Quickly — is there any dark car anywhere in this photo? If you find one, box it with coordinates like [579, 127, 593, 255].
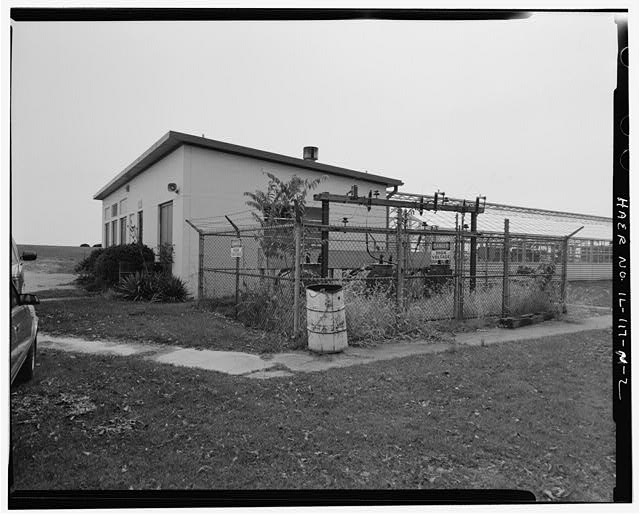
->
[11, 238, 37, 294]
[10, 282, 39, 384]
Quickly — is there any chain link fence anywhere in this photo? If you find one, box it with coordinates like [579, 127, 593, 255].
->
[190, 217, 571, 343]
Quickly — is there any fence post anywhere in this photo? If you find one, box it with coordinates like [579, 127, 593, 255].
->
[198, 233, 204, 300]
[225, 215, 241, 319]
[559, 227, 583, 314]
[395, 209, 404, 307]
[502, 219, 510, 318]
[457, 231, 465, 319]
[484, 238, 489, 288]
[470, 212, 477, 291]
[293, 222, 302, 336]
[452, 228, 459, 319]
[320, 199, 329, 278]
[560, 237, 569, 314]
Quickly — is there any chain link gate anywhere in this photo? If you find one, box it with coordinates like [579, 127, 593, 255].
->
[194, 223, 299, 338]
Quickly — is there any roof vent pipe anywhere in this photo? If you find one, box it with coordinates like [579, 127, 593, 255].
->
[303, 146, 319, 161]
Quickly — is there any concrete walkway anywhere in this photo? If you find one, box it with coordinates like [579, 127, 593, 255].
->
[38, 314, 611, 379]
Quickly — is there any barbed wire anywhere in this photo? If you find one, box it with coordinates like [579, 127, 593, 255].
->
[187, 198, 612, 241]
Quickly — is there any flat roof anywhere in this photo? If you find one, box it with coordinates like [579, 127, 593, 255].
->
[93, 131, 403, 200]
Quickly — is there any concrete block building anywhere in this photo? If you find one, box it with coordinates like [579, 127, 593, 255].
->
[94, 131, 403, 298]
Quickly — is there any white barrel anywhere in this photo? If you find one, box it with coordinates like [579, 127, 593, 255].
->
[306, 284, 348, 353]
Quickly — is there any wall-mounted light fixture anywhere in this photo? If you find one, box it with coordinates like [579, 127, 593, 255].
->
[167, 183, 180, 194]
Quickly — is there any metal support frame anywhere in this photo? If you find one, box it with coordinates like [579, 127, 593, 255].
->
[314, 191, 486, 214]
[452, 222, 465, 320]
[302, 222, 481, 237]
[470, 212, 478, 291]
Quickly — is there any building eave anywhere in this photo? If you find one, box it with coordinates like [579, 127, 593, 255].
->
[93, 131, 403, 201]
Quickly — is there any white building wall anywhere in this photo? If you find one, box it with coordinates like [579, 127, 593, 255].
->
[181, 144, 393, 297]
[101, 147, 186, 276]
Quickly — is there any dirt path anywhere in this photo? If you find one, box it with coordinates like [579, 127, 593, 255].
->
[38, 314, 612, 379]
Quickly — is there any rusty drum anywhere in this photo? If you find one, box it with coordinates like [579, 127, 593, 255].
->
[306, 284, 348, 353]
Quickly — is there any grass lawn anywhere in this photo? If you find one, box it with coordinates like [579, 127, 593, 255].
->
[37, 297, 291, 354]
[11, 329, 614, 500]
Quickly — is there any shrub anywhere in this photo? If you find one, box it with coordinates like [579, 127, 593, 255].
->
[509, 278, 561, 316]
[461, 278, 561, 319]
[116, 272, 160, 302]
[75, 248, 104, 274]
[158, 274, 189, 302]
[116, 271, 189, 303]
[236, 280, 295, 335]
[90, 244, 155, 290]
[75, 248, 105, 290]
[157, 243, 174, 265]
[342, 281, 397, 342]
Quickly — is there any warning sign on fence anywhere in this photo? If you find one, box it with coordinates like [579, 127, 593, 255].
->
[431, 241, 451, 263]
[230, 238, 243, 258]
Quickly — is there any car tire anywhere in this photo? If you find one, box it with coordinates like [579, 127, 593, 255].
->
[17, 337, 36, 383]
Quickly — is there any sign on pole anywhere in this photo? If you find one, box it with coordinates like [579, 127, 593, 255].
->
[231, 238, 243, 258]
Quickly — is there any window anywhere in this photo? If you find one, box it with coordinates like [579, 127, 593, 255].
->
[105, 207, 110, 221]
[510, 245, 523, 263]
[592, 241, 612, 264]
[111, 220, 118, 246]
[120, 217, 127, 245]
[573, 246, 582, 262]
[105, 223, 110, 247]
[525, 243, 534, 263]
[159, 202, 173, 246]
[129, 214, 135, 243]
[119, 198, 128, 215]
[111, 204, 118, 217]
[137, 211, 143, 243]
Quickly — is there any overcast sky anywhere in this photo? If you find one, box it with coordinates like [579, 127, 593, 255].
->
[10, 12, 617, 245]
